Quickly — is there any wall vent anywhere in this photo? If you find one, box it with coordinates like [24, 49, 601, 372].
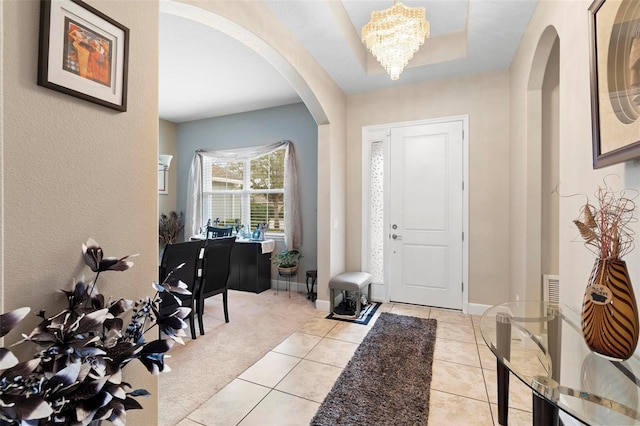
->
[543, 274, 560, 305]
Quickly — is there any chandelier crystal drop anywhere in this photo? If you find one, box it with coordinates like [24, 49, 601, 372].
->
[361, 1, 430, 80]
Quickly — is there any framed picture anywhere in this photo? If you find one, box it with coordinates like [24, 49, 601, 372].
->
[38, 0, 129, 111]
[590, 0, 640, 168]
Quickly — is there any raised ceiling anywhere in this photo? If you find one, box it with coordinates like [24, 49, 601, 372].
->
[159, 0, 538, 123]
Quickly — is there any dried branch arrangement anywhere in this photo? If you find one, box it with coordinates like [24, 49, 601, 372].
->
[159, 211, 184, 245]
[574, 185, 637, 260]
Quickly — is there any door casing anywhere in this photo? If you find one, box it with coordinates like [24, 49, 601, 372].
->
[361, 115, 470, 312]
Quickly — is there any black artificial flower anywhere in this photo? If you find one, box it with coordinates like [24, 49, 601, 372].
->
[82, 238, 136, 273]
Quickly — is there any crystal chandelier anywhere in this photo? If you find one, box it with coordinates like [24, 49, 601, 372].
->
[361, 1, 430, 80]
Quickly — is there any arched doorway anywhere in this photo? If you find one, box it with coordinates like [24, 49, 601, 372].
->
[521, 26, 561, 302]
[156, 2, 346, 423]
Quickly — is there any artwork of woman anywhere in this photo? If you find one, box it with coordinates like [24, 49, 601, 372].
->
[64, 20, 111, 86]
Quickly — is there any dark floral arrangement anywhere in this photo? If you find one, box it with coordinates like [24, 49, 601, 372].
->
[0, 239, 192, 425]
[159, 211, 184, 245]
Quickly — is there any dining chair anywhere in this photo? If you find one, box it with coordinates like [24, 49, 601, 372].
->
[198, 236, 236, 334]
[206, 226, 232, 238]
[159, 240, 205, 340]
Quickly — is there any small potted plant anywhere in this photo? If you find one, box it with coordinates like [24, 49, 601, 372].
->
[272, 249, 302, 276]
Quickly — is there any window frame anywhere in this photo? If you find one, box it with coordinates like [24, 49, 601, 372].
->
[201, 149, 286, 235]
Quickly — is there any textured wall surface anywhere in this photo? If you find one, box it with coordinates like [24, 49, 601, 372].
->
[2, 1, 160, 422]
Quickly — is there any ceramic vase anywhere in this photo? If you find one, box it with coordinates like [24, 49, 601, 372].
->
[582, 258, 639, 361]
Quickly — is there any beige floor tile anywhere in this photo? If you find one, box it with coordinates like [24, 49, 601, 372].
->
[298, 317, 338, 337]
[490, 403, 533, 426]
[314, 309, 330, 318]
[188, 379, 270, 426]
[478, 344, 497, 371]
[430, 360, 488, 402]
[428, 390, 493, 425]
[436, 321, 477, 343]
[430, 308, 472, 325]
[376, 303, 394, 313]
[471, 314, 484, 327]
[275, 359, 343, 403]
[476, 325, 490, 345]
[325, 321, 372, 344]
[434, 338, 481, 368]
[272, 332, 322, 358]
[176, 419, 203, 426]
[238, 351, 301, 388]
[509, 347, 549, 377]
[388, 303, 431, 318]
[304, 338, 359, 368]
[476, 316, 496, 336]
[238, 390, 320, 426]
[483, 369, 532, 412]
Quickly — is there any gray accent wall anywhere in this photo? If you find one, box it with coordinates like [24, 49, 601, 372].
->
[174, 102, 318, 276]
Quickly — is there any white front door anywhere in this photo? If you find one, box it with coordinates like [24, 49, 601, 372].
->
[388, 120, 464, 309]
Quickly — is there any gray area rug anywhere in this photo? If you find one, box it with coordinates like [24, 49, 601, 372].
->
[311, 312, 437, 425]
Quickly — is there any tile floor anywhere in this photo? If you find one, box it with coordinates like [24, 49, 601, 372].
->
[176, 303, 534, 426]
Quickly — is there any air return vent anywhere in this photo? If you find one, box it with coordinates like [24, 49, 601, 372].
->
[543, 274, 560, 305]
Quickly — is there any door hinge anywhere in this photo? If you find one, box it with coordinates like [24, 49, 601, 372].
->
[462, 181, 464, 190]
[462, 232, 464, 241]
[461, 282, 464, 292]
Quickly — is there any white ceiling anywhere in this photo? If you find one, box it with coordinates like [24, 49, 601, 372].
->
[159, 0, 538, 123]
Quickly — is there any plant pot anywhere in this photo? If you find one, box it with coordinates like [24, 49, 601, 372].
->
[582, 258, 639, 361]
[278, 265, 298, 276]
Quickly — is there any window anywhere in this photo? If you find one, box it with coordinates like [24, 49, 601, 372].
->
[202, 148, 285, 234]
[187, 141, 300, 249]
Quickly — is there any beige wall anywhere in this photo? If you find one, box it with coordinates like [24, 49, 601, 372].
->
[159, 119, 178, 215]
[541, 39, 560, 277]
[2, 1, 159, 422]
[347, 70, 511, 306]
[510, 1, 640, 321]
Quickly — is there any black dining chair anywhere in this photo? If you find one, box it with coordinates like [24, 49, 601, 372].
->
[198, 236, 236, 334]
[159, 240, 205, 340]
[206, 226, 232, 238]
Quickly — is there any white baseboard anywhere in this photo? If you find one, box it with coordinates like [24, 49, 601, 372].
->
[267, 282, 492, 315]
[315, 299, 330, 312]
[467, 303, 491, 316]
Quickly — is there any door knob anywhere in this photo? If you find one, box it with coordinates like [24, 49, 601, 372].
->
[391, 234, 402, 240]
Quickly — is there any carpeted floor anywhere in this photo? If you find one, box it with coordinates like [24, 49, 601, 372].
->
[158, 289, 318, 426]
[311, 312, 438, 425]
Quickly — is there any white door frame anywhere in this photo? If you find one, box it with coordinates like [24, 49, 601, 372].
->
[361, 115, 470, 313]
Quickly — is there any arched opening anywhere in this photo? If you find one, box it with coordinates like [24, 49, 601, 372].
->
[541, 39, 560, 285]
[522, 26, 560, 301]
[156, 2, 339, 423]
[159, 1, 328, 125]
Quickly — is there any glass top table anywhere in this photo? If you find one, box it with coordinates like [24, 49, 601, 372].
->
[480, 301, 640, 426]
